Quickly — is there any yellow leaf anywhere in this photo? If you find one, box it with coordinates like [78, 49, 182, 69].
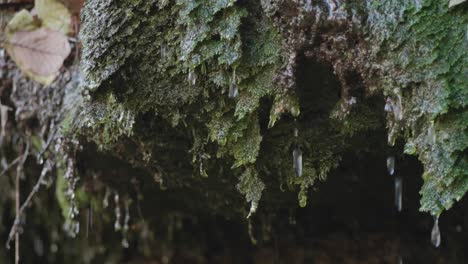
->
[5, 10, 39, 37]
[35, 0, 72, 35]
[5, 28, 71, 85]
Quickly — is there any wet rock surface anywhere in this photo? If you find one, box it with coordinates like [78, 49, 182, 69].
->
[0, 0, 466, 263]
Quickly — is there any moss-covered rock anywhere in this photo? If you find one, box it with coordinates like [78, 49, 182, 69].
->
[0, 0, 466, 262]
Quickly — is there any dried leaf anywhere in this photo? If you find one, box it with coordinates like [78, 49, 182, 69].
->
[35, 0, 71, 34]
[449, 0, 466, 7]
[6, 28, 71, 85]
[5, 9, 38, 37]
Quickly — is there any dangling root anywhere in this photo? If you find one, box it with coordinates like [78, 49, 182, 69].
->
[0, 156, 22, 178]
[6, 157, 53, 250]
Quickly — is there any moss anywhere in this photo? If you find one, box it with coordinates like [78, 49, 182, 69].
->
[78, 0, 466, 219]
[1, 0, 467, 262]
[236, 166, 265, 217]
[366, 0, 468, 215]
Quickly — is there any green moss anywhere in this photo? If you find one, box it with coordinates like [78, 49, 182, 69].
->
[236, 166, 265, 216]
[366, 0, 468, 215]
[79, 0, 466, 217]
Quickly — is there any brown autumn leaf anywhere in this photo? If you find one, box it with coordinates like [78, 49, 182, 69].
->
[6, 28, 71, 85]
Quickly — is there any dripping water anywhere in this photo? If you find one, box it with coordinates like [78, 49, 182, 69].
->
[122, 199, 131, 248]
[292, 127, 302, 177]
[246, 200, 258, 219]
[395, 176, 402, 212]
[188, 69, 196, 86]
[431, 216, 441, 248]
[387, 156, 395, 176]
[114, 193, 122, 231]
[293, 148, 302, 177]
[160, 44, 167, 59]
[228, 70, 239, 98]
[103, 188, 110, 208]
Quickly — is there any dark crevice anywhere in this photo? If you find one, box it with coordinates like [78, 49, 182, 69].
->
[295, 55, 341, 119]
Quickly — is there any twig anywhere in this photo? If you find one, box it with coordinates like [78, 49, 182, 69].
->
[37, 125, 57, 159]
[7, 159, 51, 250]
[6, 160, 52, 249]
[14, 159, 19, 264]
[0, 155, 21, 178]
[10, 142, 29, 263]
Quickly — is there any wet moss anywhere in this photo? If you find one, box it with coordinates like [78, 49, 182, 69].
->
[366, 0, 468, 215]
[78, 0, 466, 222]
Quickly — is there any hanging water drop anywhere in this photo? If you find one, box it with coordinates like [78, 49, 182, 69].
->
[123, 199, 130, 232]
[246, 200, 258, 219]
[387, 156, 395, 175]
[188, 69, 196, 86]
[122, 238, 129, 248]
[228, 83, 239, 98]
[394, 93, 403, 121]
[395, 176, 402, 212]
[228, 70, 238, 98]
[114, 193, 122, 231]
[293, 147, 302, 177]
[160, 44, 167, 59]
[384, 97, 393, 112]
[294, 127, 298, 138]
[431, 216, 441, 248]
[103, 188, 110, 208]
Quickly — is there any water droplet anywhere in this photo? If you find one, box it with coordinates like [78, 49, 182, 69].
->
[294, 128, 298, 138]
[384, 97, 393, 112]
[122, 238, 129, 248]
[293, 147, 302, 177]
[228, 83, 239, 98]
[394, 94, 403, 121]
[103, 188, 110, 208]
[395, 176, 402, 212]
[188, 69, 196, 86]
[114, 193, 122, 231]
[431, 216, 441, 248]
[228, 70, 238, 98]
[246, 200, 258, 219]
[123, 200, 130, 232]
[387, 156, 395, 175]
[160, 44, 167, 59]
[68, 207, 74, 218]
